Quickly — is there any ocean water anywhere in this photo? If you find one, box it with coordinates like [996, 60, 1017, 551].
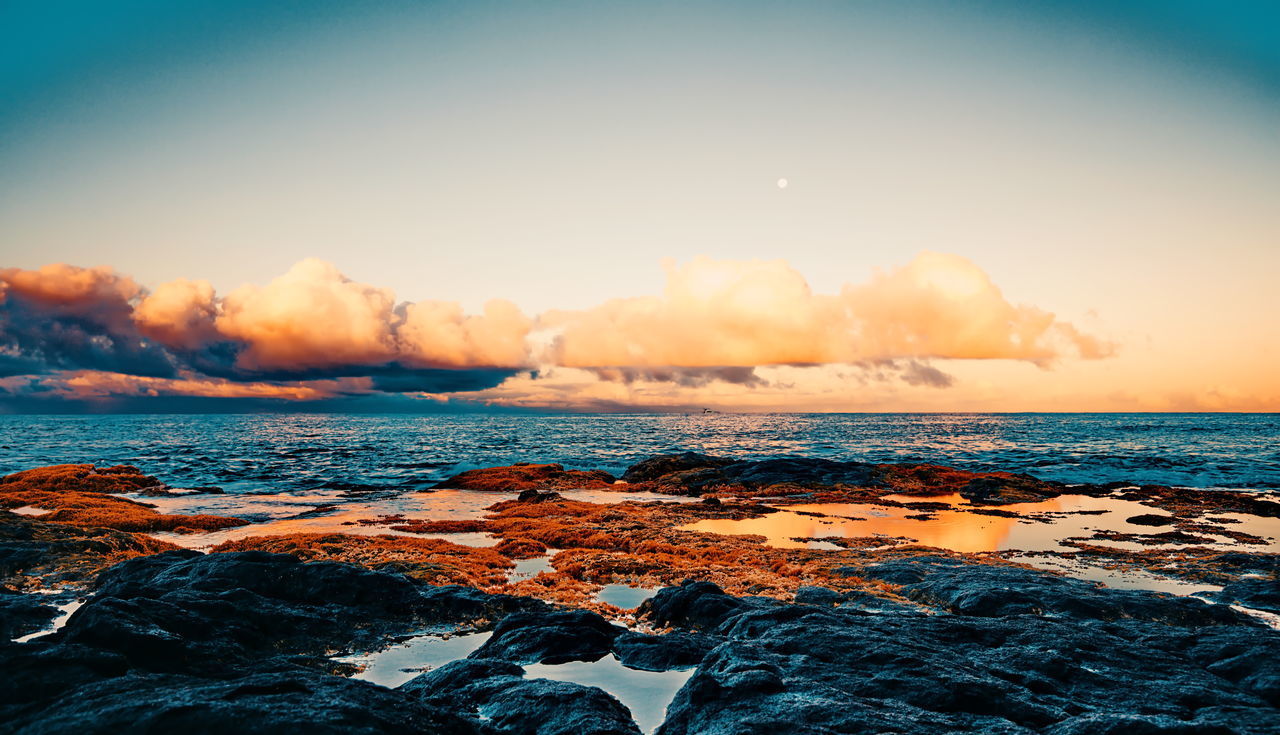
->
[0, 413, 1276, 492]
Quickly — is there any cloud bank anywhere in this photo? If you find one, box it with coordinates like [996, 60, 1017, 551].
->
[0, 253, 1112, 411]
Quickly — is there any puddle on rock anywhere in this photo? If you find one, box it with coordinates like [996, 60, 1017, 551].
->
[334, 631, 493, 688]
[12, 598, 83, 643]
[508, 553, 556, 581]
[680, 493, 1279, 555]
[524, 654, 693, 735]
[143, 487, 697, 550]
[595, 584, 660, 610]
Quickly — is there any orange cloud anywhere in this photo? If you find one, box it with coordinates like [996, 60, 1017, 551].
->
[0, 264, 140, 308]
[546, 252, 1111, 369]
[0, 370, 370, 401]
[135, 278, 219, 350]
[216, 259, 400, 372]
[397, 299, 532, 368]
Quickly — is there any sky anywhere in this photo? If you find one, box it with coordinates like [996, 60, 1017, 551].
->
[1, 0, 1278, 413]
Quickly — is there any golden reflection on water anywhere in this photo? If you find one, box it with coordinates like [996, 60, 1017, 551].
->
[680, 494, 1280, 554]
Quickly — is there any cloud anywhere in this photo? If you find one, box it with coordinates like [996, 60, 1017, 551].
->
[0, 259, 535, 408]
[134, 277, 220, 350]
[0, 264, 177, 377]
[589, 366, 767, 388]
[545, 252, 1112, 369]
[842, 252, 1115, 363]
[0, 253, 1113, 411]
[215, 259, 400, 373]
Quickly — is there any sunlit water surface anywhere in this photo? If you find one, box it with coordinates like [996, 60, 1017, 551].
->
[1, 413, 1276, 491]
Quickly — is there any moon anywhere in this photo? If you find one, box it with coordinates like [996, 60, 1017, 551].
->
[777, 178, 788, 189]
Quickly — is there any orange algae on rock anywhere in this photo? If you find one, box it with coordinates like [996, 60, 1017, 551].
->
[211, 533, 514, 587]
[0, 464, 163, 494]
[480, 497, 927, 603]
[433, 463, 616, 492]
[0, 464, 248, 533]
[0, 510, 180, 588]
[387, 519, 489, 534]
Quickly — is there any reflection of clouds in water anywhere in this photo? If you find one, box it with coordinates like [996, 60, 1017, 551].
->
[681, 494, 1279, 555]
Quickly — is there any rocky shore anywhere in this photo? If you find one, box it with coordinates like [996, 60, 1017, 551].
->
[2, 456, 1278, 734]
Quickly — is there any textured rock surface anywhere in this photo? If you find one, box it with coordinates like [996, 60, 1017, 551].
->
[402, 658, 641, 735]
[434, 463, 616, 492]
[469, 608, 625, 665]
[648, 562, 1280, 735]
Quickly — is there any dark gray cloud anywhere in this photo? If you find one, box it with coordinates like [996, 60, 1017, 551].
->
[588, 366, 767, 388]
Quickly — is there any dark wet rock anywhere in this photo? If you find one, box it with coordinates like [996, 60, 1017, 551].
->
[612, 630, 719, 671]
[858, 556, 1252, 626]
[403, 658, 641, 735]
[1205, 552, 1280, 577]
[469, 609, 625, 665]
[418, 584, 548, 625]
[0, 511, 178, 586]
[959, 474, 1059, 504]
[515, 490, 564, 503]
[434, 463, 615, 492]
[5, 663, 486, 735]
[793, 585, 922, 614]
[1127, 513, 1177, 526]
[0, 641, 130, 718]
[1185, 626, 1280, 706]
[624, 454, 881, 494]
[1042, 712, 1238, 734]
[640, 580, 776, 632]
[621, 453, 736, 483]
[0, 587, 57, 639]
[654, 573, 1280, 735]
[719, 457, 879, 488]
[138, 486, 225, 497]
[1212, 577, 1280, 615]
[59, 551, 530, 674]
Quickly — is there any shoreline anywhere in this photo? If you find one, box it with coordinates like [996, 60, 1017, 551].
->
[2, 456, 1278, 733]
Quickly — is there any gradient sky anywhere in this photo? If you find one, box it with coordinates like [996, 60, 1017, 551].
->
[2, 1, 1278, 412]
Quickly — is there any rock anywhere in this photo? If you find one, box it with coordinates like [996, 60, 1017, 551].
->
[4, 663, 486, 735]
[403, 658, 641, 735]
[138, 486, 225, 497]
[640, 580, 775, 632]
[717, 458, 879, 489]
[0, 465, 162, 495]
[0, 464, 246, 534]
[0, 640, 130, 719]
[1127, 513, 1177, 527]
[434, 464, 616, 492]
[612, 630, 719, 672]
[516, 490, 563, 503]
[858, 556, 1252, 626]
[1042, 713, 1237, 735]
[58, 551, 511, 674]
[792, 585, 922, 614]
[653, 572, 1280, 735]
[621, 453, 735, 483]
[0, 587, 58, 640]
[1212, 578, 1280, 615]
[0, 511, 179, 587]
[959, 474, 1058, 504]
[469, 609, 624, 665]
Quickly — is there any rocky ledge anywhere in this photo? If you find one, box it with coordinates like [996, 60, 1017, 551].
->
[0, 550, 1276, 734]
[1, 455, 1277, 733]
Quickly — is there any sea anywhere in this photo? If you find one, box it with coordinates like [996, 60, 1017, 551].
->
[0, 413, 1276, 493]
